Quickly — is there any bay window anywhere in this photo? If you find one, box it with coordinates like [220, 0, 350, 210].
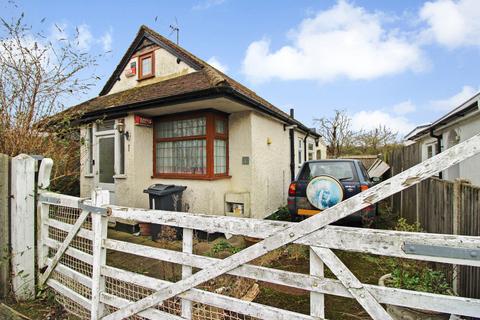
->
[153, 111, 229, 179]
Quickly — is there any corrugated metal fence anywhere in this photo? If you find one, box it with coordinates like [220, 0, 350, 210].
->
[386, 144, 480, 299]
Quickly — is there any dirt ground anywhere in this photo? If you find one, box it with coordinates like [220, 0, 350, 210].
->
[3, 205, 398, 320]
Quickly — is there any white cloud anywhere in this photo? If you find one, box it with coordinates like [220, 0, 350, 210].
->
[430, 85, 479, 111]
[242, 0, 425, 83]
[420, 0, 480, 48]
[207, 56, 228, 73]
[193, 0, 225, 10]
[351, 109, 416, 135]
[49, 23, 112, 52]
[76, 24, 93, 51]
[392, 100, 416, 115]
[99, 28, 113, 52]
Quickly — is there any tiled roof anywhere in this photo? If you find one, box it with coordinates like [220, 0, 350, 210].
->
[66, 25, 318, 136]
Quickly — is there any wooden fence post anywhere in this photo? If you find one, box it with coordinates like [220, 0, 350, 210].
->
[309, 247, 324, 318]
[452, 178, 469, 294]
[11, 154, 36, 301]
[181, 228, 193, 319]
[36, 158, 53, 285]
[0, 154, 10, 299]
[91, 189, 109, 320]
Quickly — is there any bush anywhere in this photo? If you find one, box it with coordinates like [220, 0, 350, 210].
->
[386, 218, 452, 295]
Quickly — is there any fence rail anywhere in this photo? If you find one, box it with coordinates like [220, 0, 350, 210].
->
[38, 191, 480, 319]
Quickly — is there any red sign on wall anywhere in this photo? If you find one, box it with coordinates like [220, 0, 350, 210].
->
[134, 115, 152, 126]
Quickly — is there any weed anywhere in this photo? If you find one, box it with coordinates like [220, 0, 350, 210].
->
[266, 206, 291, 221]
[208, 240, 241, 256]
[394, 217, 422, 232]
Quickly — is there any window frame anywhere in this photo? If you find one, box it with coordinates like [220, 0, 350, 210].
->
[152, 110, 229, 180]
[85, 125, 94, 176]
[307, 142, 314, 161]
[298, 138, 303, 165]
[138, 51, 155, 80]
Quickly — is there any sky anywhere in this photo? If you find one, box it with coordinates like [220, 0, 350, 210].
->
[3, 0, 480, 137]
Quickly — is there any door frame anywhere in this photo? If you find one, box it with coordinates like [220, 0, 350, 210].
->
[94, 128, 116, 194]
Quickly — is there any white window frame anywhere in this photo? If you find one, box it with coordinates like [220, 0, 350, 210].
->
[90, 119, 127, 182]
[114, 120, 126, 178]
[426, 142, 437, 159]
[84, 125, 95, 177]
[307, 142, 314, 161]
[298, 138, 303, 166]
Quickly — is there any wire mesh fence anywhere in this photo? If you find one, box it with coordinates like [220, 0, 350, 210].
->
[45, 203, 259, 320]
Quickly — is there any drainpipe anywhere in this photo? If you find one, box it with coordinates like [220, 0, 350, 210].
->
[289, 109, 295, 181]
[429, 128, 443, 179]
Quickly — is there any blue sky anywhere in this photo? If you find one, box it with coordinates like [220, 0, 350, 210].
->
[4, 0, 480, 136]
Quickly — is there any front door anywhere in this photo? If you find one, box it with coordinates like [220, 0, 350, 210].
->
[95, 134, 116, 203]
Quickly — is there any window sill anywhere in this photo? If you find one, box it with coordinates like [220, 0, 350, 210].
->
[114, 174, 127, 179]
[152, 174, 231, 181]
[84, 174, 94, 178]
[137, 74, 154, 81]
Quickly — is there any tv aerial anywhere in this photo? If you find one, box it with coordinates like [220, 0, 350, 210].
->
[169, 17, 180, 45]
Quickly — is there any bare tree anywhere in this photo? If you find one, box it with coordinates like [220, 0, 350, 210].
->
[0, 12, 100, 193]
[356, 125, 398, 154]
[314, 110, 354, 157]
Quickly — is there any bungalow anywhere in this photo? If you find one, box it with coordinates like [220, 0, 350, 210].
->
[68, 25, 326, 219]
[406, 92, 480, 185]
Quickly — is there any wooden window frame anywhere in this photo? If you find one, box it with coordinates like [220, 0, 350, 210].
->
[138, 51, 155, 80]
[153, 110, 229, 180]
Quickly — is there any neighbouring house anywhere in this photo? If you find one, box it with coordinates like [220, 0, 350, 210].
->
[406, 92, 480, 185]
[64, 25, 326, 219]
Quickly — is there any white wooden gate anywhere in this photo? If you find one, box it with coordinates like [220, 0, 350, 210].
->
[36, 133, 480, 319]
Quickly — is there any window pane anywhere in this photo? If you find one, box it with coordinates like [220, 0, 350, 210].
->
[156, 139, 206, 174]
[156, 117, 206, 138]
[99, 137, 115, 183]
[97, 120, 115, 131]
[141, 56, 152, 76]
[298, 139, 303, 163]
[215, 119, 225, 134]
[300, 161, 356, 182]
[214, 139, 227, 174]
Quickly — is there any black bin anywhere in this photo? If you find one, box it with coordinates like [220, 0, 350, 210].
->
[143, 184, 186, 241]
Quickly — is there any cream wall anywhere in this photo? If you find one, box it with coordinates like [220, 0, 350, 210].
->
[440, 112, 480, 185]
[79, 110, 320, 219]
[250, 112, 291, 216]
[108, 47, 195, 95]
[414, 112, 480, 186]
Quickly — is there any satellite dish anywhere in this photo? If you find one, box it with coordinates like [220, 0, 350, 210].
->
[306, 175, 344, 210]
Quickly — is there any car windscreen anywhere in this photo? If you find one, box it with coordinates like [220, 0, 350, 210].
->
[299, 161, 357, 182]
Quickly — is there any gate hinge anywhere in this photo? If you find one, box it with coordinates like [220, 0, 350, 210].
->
[403, 242, 480, 261]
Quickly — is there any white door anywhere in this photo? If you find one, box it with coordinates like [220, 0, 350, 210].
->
[95, 134, 116, 203]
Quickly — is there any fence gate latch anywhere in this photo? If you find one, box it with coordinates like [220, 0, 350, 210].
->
[403, 242, 480, 261]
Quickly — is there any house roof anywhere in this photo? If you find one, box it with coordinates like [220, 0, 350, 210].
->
[403, 123, 431, 140]
[407, 91, 480, 140]
[66, 25, 319, 137]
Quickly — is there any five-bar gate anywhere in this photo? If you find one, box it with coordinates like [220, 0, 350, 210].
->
[35, 133, 480, 319]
